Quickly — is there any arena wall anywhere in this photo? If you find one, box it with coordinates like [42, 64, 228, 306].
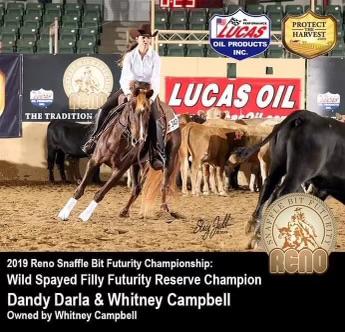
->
[0, 57, 306, 182]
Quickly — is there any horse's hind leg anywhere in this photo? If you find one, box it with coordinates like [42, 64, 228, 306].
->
[161, 140, 180, 213]
[120, 164, 147, 218]
[58, 158, 99, 221]
[79, 166, 128, 222]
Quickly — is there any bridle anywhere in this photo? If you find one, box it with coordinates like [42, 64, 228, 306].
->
[118, 99, 149, 170]
[118, 101, 147, 147]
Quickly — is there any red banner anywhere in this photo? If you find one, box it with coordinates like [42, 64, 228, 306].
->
[165, 77, 302, 119]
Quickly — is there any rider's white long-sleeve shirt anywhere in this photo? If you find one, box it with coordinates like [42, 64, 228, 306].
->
[119, 47, 161, 101]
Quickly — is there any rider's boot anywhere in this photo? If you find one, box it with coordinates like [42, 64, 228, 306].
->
[149, 100, 166, 171]
[81, 108, 103, 155]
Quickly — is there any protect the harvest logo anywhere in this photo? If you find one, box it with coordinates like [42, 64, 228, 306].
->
[282, 10, 337, 58]
[262, 193, 337, 274]
[209, 9, 271, 60]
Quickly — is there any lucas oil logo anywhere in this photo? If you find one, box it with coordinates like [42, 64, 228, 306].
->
[209, 9, 271, 60]
[30, 89, 54, 109]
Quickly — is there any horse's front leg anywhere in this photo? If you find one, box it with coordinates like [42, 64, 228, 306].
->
[74, 158, 98, 199]
[58, 158, 99, 221]
[120, 164, 147, 218]
[79, 165, 129, 222]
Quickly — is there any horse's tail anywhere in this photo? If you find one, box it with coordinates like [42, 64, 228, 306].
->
[140, 154, 180, 217]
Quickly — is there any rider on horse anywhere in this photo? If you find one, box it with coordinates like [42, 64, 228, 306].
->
[83, 23, 165, 170]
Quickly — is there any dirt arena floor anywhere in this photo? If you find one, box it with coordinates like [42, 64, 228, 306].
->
[0, 183, 344, 252]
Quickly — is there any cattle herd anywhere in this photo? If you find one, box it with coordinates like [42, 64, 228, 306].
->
[47, 108, 345, 248]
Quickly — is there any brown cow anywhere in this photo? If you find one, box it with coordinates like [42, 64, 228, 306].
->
[204, 118, 275, 189]
[180, 122, 246, 196]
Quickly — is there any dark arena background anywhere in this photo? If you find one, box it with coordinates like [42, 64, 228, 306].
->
[0, 0, 344, 328]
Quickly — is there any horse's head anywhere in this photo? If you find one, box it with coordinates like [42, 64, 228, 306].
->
[128, 87, 153, 147]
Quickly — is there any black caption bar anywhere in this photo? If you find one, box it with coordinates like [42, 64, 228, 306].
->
[0, 252, 343, 329]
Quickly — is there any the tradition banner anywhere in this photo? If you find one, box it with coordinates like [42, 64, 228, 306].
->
[22, 54, 121, 122]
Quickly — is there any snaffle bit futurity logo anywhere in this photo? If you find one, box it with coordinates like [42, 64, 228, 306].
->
[262, 193, 337, 274]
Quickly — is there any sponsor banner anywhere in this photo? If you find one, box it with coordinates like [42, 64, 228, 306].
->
[166, 77, 301, 118]
[282, 11, 337, 59]
[0, 54, 22, 138]
[23, 54, 120, 122]
[307, 57, 345, 118]
[209, 10, 270, 60]
[317, 92, 340, 112]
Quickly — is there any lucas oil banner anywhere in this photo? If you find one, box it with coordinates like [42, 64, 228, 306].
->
[0, 54, 22, 138]
[166, 77, 301, 118]
[22, 54, 120, 122]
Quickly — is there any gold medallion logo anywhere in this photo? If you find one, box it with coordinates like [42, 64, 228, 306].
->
[282, 10, 337, 59]
[262, 193, 337, 274]
[63, 57, 113, 110]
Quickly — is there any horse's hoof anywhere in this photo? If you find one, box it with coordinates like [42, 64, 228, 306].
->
[119, 210, 129, 218]
[169, 211, 185, 220]
[156, 210, 175, 223]
[160, 203, 169, 212]
[218, 191, 228, 197]
[203, 191, 210, 196]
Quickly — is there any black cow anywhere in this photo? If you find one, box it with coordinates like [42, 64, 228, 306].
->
[47, 120, 101, 184]
[235, 110, 344, 248]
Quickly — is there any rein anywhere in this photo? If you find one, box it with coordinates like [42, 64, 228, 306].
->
[116, 102, 148, 172]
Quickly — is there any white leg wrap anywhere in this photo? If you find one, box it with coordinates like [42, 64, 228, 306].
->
[58, 197, 77, 221]
[79, 200, 98, 222]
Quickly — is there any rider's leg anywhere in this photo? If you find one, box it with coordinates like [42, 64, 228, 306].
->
[82, 89, 123, 154]
[149, 98, 166, 170]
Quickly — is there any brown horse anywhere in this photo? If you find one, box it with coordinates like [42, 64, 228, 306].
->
[58, 87, 181, 222]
